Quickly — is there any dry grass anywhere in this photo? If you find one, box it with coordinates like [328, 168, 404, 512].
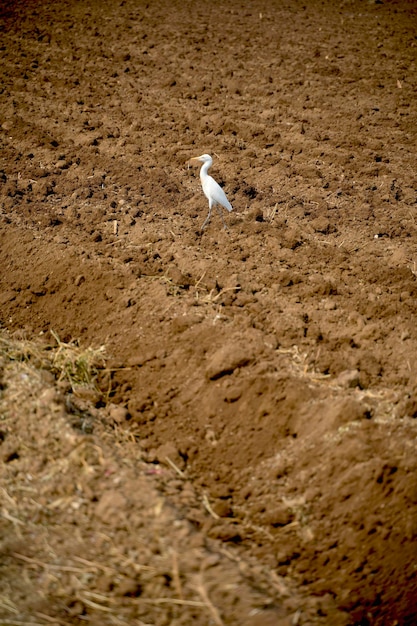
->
[0, 329, 105, 393]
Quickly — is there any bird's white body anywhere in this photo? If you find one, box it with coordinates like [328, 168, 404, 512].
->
[190, 154, 232, 230]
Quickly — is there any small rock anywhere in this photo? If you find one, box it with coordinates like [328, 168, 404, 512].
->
[209, 522, 242, 542]
[323, 299, 337, 311]
[150, 442, 185, 470]
[311, 216, 333, 234]
[205, 343, 254, 380]
[263, 505, 293, 527]
[166, 265, 191, 288]
[334, 369, 360, 388]
[213, 500, 233, 518]
[108, 404, 129, 423]
[171, 314, 201, 333]
[223, 384, 243, 403]
[282, 228, 303, 250]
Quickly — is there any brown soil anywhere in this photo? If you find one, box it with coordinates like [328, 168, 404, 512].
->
[1, 0, 417, 624]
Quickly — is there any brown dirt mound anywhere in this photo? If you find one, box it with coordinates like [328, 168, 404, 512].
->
[1, 0, 417, 624]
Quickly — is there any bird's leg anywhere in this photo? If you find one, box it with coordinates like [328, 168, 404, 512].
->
[201, 207, 212, 230]
[217, 206, 228, 230]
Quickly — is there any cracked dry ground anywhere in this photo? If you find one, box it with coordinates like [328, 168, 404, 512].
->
[1, 0, 417, 624]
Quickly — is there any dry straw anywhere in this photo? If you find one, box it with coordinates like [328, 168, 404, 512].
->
[0, 329, 105, 392]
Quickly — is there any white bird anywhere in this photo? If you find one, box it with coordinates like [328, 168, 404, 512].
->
[190, 153, 233, 230]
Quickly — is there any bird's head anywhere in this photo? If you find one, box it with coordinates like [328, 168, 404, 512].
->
[189, 153, 213, 166]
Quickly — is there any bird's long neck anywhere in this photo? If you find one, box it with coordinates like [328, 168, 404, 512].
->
[200, 160, 211, 180]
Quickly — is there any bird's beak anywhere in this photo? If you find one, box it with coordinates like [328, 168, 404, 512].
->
[189, 155, 203, 165]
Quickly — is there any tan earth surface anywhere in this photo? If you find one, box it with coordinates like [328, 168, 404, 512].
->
[1, 0, 417, 624]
